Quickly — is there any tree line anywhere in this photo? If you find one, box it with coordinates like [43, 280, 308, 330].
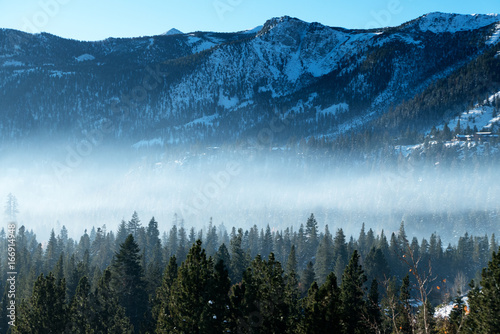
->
[0, 213, 498, 333]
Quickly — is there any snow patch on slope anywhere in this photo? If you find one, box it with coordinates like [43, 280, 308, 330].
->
[75, 54, 95, 62]
[416, 13, 499, 33]
[316, 103, 349, 119]
[218, 94, 239, 109]
[132, 138, 164, 149]
[185, 113, 219, 127]
[186, 36, 216, 53]
[2, 60, 24, 67]
[435, 297, 468, 319]
[487, 23, 500, 44]
[437, 91, 500, 132]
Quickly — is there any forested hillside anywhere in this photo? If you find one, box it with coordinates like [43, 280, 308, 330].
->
[1, 213, 498, 333]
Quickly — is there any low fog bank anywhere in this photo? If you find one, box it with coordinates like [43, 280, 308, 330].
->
[1, 145, 499, 242]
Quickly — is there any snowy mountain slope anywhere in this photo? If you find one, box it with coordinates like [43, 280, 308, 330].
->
[405, 12, 499, 33]
[0, 13, 499, 148]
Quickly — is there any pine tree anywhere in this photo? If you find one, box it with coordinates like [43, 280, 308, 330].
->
[0, 287, 10, 334]
[177, 226, 189, 263]
[230, 253, 288, 334]
[230, 228, 249, 284]
[314, 225, 334, 285]
[127, 211, 141, 237]
[464, 247, 500, 333]
[145, 217, 163, 298]
[4, 193, 19, 222]
[318, 272, 342, 332]
[450, 290, 466, 333]
[358, 223, 367, 256]
[299, 282, 323, 334]
[286, 244, 298, 276]
[301, 261, 316, 297]
[305, 214, 319, 261]
[200, 259, 231, 334]
[366, 279, 382, 332]
[166, 225, 178, 259]
[364, 246, 390, 284]
[111, 234, 147, 332]
[333, 228, 348, 282]
[154, 255, 178, 333]
[214, 243, 231, 272]
[167, 240, 229, 333]
[339, 250, 367, 334]
[67, 276, 92, 333]
[261, 224, 274, 259]
[396, 274, 412, 333]
[45, 229, 60, 272]
[115, 220, 129, 249]
[91, 269, 133, 333]
[205, 218, 219, 256]
[15, 273, 67, 333]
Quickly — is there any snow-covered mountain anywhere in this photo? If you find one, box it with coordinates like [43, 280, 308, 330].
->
[164, 28, 183, 36]
[0, 12, 499, 148]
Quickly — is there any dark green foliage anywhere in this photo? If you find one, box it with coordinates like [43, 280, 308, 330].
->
[366, 279, 382, 333]
[333, 228, 348, 283]
[230, 253, 289, 334]
[91, 269, 134, 333]
[110, 234, 147, 332]
[305, 214, 319, 262]
[164, 240, 230, 333]
[285, 244, 298, 276]
[67, 276, 92, 333]
[230, 228, 249, 284]
[449, 292, 466, 332]
[300, 261, 316, 297]
[364, 247, 390, 285]
[340, 250, 367, 334]
[153, 256, 178, 333]
[300, 272, 342, 333]
[214, 243, 231, 272]
[396, 274, 412, 333]
[200, 259, 231, 334]
[464, 247, 500, 333]
[314, 225, 334, 285]
[3, 217, 500, 333]
[261, 224, 274, 259]
[15, 273, 67, 333]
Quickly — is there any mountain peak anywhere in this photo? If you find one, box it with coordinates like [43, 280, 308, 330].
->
[164, 28, 183, 36]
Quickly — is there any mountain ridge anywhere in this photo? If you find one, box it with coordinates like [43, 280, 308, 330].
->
[0, 12, 499, 152]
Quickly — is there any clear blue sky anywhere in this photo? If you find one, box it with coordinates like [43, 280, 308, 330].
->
[0, 0, 498, 41]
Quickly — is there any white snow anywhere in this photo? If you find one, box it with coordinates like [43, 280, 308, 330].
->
[184, 113, 219, 127]
[486, 23, 500, 45]
[416, 13, 500, 33]
[186, 36, 216, 53]
[75, 54, 95, 62]
[435, 297, 469, 319]
[242, 25, 263, 34]
[132, 138, 164, 149]
[147, 38, 154, 49]
[49, 70, 75, 78]
[395, 144, 424, 157]
[316, 103, 349, 119]
[436, 91, 500, 133]
[2, 60, 24, 67]
[218, 94, 239, 109]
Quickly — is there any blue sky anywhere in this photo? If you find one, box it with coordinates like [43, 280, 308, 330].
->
[0, 0, 498, 41]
